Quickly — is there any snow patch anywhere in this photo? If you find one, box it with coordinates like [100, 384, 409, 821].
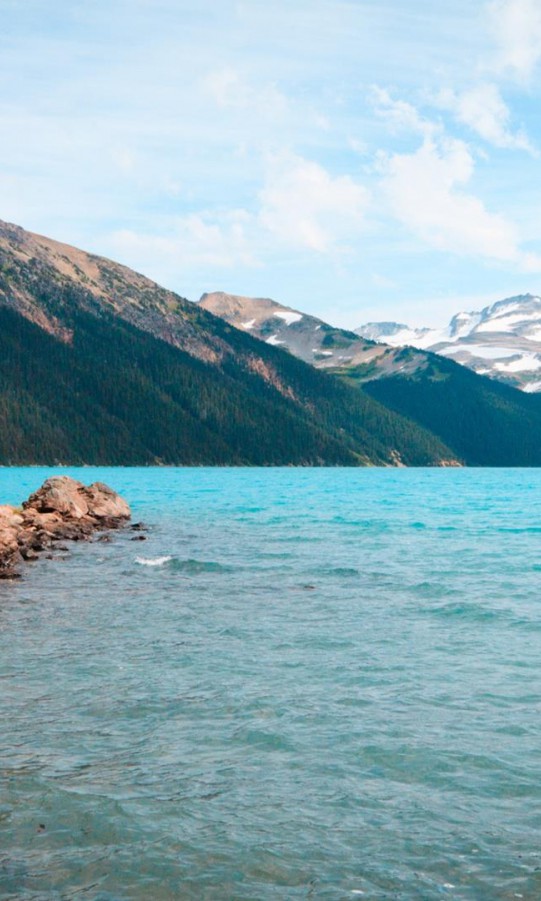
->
[266, 334, 284, 346]
[442, 344, 518, 360]
[241, 319, 256, 329]
[486, 301, 522, 318]
[524, 327, 541, 342]
[449, 312, 481, 339]
[494, 354, 541, 373]
[476, 311, 541, 332]
[274, 310, 302, 325]
[371, 325, 445, 349]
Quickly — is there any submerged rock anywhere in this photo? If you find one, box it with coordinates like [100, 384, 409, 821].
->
[0, 477, 130, 579]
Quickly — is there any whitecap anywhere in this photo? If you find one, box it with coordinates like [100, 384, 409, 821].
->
[135, 555, 172, 567]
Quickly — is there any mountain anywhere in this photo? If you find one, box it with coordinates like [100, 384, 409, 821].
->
[199, 291, 429, 379]
[200, 290, 541, 466]
[356, 295, 541, 392]
[0, 219, 455, 466]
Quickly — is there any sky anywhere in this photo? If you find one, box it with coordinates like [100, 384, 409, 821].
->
[2, 0, 541, 328]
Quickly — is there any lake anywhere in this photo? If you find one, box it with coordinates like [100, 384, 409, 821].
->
[1, 467, 540, 900]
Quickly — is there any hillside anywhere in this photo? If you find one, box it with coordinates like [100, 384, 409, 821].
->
[200, 291, 541, 466]
[0, 220, 455, 466]
[358, 354, 541, 467]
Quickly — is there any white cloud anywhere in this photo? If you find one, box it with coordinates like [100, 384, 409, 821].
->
[258, 153, 370, 253]
[379, 134, 541, 270]
[487, 0, 541, 80]
[371, 86, 436, 137]
[437, 83, 535, 152]
[106, 153, 371, 285]
[203, 67, 288, 118]
[109, 209, 259, 278]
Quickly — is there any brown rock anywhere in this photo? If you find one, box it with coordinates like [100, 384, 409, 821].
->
[53, 522, 91, 541]
[20, 547, 39, 561]
[17, 530, 48, 553]
[0, 505, 24, 530]
[84, 482, 131, 520]
[24, 477, 89, 519]
[0, 512, 23, 577]
[22, 509, 63, 529]
[1, 477, 131, 578]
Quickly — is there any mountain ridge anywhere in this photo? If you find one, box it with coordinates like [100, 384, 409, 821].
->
[356, 294, 541, 392]
[199, 290, 430, 381]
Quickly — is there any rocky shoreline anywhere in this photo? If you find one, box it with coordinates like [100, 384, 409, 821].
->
[0, 476, 131, 579]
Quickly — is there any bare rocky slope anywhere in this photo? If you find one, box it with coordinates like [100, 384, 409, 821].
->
[5, 217, 541, 466]
[199, 291, 429, 381]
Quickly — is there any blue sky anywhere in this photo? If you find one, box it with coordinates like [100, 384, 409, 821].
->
[2, 0, 541, 327]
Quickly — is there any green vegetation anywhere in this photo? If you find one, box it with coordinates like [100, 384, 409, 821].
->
[363, 352, 541, 466]
[320, 324, 360, 349]
[0, 304, 453, 466]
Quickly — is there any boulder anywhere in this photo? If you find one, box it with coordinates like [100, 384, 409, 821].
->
[21, 509, 63, 529]
[84, 482, 130, 520]
[24, 477, 89, 519]
[23, 477, 131, 524]
[0, 505, 24, 530]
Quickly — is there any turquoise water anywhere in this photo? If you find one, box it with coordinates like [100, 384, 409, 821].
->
[1, 467, 541, 901]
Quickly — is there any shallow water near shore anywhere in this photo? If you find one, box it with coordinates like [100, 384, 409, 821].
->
[1, 467, 541, 900]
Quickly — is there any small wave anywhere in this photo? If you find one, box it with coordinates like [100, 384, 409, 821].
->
[135, 555, 172, 567]
[135, 556, 233, 574]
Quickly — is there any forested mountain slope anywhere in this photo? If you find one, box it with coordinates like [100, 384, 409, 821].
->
[361, 352, 541, 467]
[200, 289, 541, 466]
[0, 220, 454, 466]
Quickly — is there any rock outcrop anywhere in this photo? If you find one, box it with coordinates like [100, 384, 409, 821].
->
[0, 477, 130, 579]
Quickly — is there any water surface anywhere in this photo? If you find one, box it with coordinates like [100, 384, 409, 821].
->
[1, 468, 540, 900]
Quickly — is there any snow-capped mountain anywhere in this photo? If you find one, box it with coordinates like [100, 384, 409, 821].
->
[356, 295, 541, 392]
